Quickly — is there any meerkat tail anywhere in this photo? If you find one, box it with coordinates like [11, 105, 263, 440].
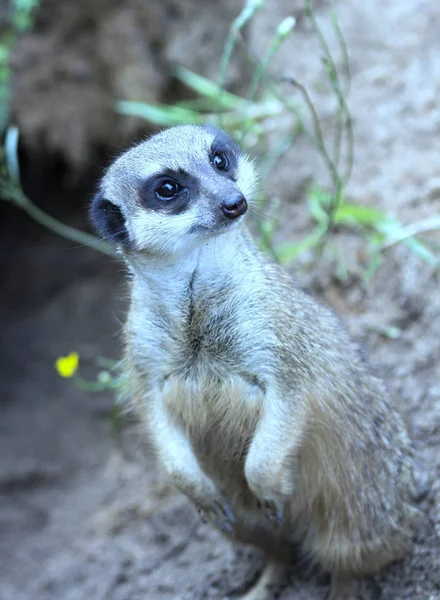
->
[240, 560, 287, 600]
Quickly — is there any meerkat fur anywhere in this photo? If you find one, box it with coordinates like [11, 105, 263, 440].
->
[90, 125, 417, 599]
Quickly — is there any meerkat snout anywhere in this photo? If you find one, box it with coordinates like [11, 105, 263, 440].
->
[221, 193, 248, 219]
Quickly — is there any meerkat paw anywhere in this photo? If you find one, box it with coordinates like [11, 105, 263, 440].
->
[248, 483, 290, 526]
[197, 497, 236, 534]
[244, 463, 293, 526]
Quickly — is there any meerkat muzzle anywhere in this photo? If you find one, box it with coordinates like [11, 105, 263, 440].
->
[220, 195, 248, 220]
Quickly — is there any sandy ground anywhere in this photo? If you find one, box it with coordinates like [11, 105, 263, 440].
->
[1, 1, 440, 599]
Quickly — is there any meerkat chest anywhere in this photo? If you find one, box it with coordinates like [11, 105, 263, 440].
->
[130, 268, 275, 437]
[150, 279, 270, 376]
[134, 292, 270, 438]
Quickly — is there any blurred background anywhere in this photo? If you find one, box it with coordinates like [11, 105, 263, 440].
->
[0, 1, 439, 599]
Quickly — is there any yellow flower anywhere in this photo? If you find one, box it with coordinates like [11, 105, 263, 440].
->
[55, 352, 79, 378]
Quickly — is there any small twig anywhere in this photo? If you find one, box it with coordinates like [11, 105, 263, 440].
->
[283, 76, 339, 192]
[259, 128, 301, 180]
[234, 35, 320, 149]
[305, 0, 336, 76]
[305, 1, 354, 189]
[332, 12, 351, 94]
[241, 15, 296, 139]
[217, 0, 265, 120]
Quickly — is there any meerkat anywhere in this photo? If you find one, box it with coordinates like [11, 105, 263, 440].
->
[90, 125, 417, 600]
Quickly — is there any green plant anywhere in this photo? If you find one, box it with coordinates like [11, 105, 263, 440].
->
[116, 0, 439, 270]
[2, 0, 438, 270]
[2, 127, 114, 254]
[55, 352, 128, 433]
[0, 1, 114, 254]
[0, 0, 39, 131]
[277, 184, 439, 272]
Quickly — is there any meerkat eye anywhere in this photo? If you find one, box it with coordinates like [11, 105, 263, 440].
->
[212, 151, 229, 172]
[155, 180, 181, 200]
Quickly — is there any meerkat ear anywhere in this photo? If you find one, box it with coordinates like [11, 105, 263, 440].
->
[89, 191, 130, 246]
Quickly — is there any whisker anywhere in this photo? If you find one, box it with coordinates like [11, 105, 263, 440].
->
[240, 185, 284, 201]
[249, 207, 281, 225]
[225, 235, 256, 263]
[251, 197, 282, 207]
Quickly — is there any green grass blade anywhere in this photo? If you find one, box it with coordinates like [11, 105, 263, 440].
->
[174, 66, 245, 110]
[218, 0, 265, 91]
[217, 0, 265, 120]
[245, 16, 296, 106]
[334, 203, 438, 266]
[334, 203, 386, 227]
[276, 224, 328, 263]
[4, 125, 20, 182]
[376, 219, 439, 266]
[381, 215, 440, 248]
[308, 185, 333, 225]
[116, 101, 205, 126]
[400, 237, 439, 267]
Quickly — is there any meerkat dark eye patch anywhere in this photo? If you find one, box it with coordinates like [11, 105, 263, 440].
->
[139, 169, 197, 215]
[89, 192, 129, 246]
[205, 126, 240, 178]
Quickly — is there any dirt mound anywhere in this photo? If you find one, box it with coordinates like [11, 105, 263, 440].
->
[10, 0, 248, 170]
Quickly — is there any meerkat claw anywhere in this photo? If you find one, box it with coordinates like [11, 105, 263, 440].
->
[214, 517, 234, 534]
[216, 498, 236, 523]
[263, 499, 284, 525]
[214, 498, 236, 533]
[198, 498, 236, 534]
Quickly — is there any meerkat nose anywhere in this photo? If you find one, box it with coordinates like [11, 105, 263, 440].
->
[221, 194, 248, 220]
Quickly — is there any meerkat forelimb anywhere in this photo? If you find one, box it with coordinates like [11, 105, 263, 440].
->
[90, 125, 417, 600]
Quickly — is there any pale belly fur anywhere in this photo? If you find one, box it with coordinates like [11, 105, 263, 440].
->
[158, 372, 301, 553]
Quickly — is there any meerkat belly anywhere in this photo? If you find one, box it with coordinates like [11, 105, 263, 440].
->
[162, 372, 262, 493]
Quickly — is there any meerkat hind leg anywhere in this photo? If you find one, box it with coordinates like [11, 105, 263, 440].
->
[240, 560, 287, 600]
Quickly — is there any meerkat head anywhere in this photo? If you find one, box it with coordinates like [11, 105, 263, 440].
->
[90, 125, 257, 257]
